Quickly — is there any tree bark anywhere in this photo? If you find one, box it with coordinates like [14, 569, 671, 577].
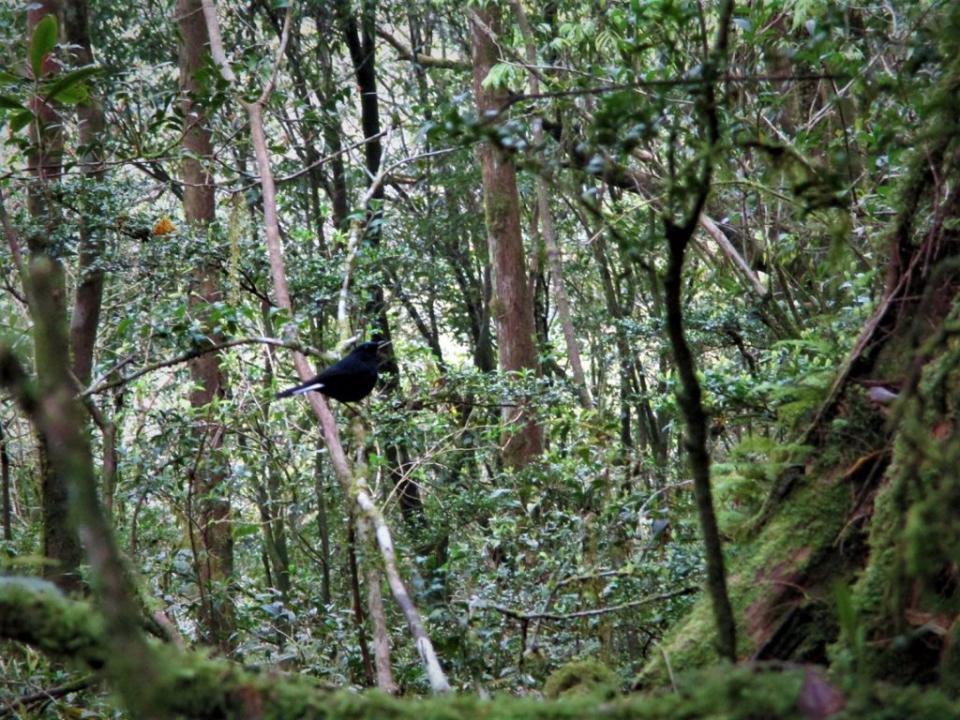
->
[63, 0, 107, 388]
[1, 275, 164, 717]
[176, 0, 235, 652]
[470, 6, 544, 468]
[346, 515, 375, 686]
[358, 511, 398, 693]
[511, 0, 591, 410]
[25, 0, 84, 593]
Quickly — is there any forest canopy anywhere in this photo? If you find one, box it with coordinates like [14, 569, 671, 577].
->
[1, 0, 960, 718]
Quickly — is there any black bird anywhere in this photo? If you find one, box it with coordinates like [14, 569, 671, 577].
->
[276, 341, 382, 402]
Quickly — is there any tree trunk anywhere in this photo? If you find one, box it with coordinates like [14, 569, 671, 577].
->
[63, 0, 107, 388]
[470, 5, 544, 468]
[336, 0, 424, 522]
[312, 11, 350, 231]
[176, 0, 235, 652]
[1, 421, 11, 543]
[510, 0, 592, 409]
[643, 40, 960, 681]
[347, 516, 376, 686]
[25, 0, 84, 594]
[314, 448, 332, 606]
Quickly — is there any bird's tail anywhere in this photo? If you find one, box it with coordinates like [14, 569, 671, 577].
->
[275, 381, 324, 399]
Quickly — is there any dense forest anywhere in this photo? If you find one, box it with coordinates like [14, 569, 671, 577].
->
[1, 0, 959, 717]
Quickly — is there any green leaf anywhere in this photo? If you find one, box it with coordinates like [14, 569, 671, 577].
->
[29, 15, 58, 79]
[9, 108, 34, 133]
[482, 63, 511, 90]
[0, 95, 24, 110]
[49, 84, 87, 105]
[42, 66, 100, 104]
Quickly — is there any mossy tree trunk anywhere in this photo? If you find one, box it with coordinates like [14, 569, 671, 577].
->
[24, 0, 85, 594]
[643, 26, 960, 683]
[63, 0, 107, 389]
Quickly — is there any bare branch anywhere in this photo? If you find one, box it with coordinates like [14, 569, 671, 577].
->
[257, 2, 293, 104]
[81, 337, 324, 397]
[376, 29, 470, 71]
[473, 587, 698, 622]
[200, 0, 451, 692]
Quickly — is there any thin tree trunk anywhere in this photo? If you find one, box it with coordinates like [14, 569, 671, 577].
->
[314, 447, 332, 606]
[313, 14, 350, 231]
[665, 218, 737, 662]
[265, 468, 291, 597]
[25, 1, 84, 593]
[470, 6, 544, 468]
[511, 1, 592, 409]
[1, 422, 11, 543]
[63, 0, 107, 388]
[661, 0, 737, 662]
[256, 475, 290, 599]
[201, 0, 450, 691]
[443, 203, 495, 373]
[358, 513, 398, 693]
[1, 267, 163, 718]
[347, 516, 375, 686]
[257, 2, 331, 253]
[176, 0, 235, 652]
[348, 418, 397, 692]
[255, 472, 291, 645]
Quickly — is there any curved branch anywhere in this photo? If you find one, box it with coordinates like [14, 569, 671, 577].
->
[661, 0, 738, 663]
[80, 337, 324, 397]
[376, 28, 470, 71]
[474, 587, 698, 622]
[201, 0, 451, 693]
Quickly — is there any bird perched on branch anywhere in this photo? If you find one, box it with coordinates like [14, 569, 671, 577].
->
[275, 341, 384, 402]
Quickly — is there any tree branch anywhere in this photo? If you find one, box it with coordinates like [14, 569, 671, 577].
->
[201, 0, 450, 693]
[80, 337, 324, 397]
[474, 587, 698, 622]
[376, 28, 470, 71]
[661, 0, 738, 663]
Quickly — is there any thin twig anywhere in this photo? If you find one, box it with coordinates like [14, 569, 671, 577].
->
[503, 73, 845, 109]
[257, 2, 293, 104]
[80, 337, 323, 397]
[473, 587, 697, 622]
[0, 676, 96, 718]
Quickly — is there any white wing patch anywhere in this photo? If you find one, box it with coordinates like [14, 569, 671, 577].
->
[292, 383, 325, 395]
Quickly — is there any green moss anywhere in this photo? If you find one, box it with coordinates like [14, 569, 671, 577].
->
[638, 455, 857, 684]
[0, 578, 107, 668]
[543, 659, 619, 699]
[837, 344, 960, 685]
[838, 682, 960, 720]
[4, 580, 960, 720]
